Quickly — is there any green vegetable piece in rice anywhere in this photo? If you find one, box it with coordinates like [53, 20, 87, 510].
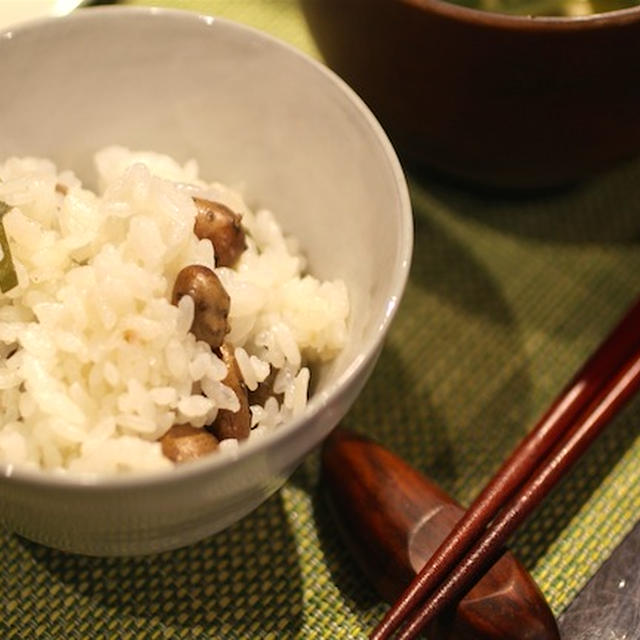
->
[0, 200, 18, 294]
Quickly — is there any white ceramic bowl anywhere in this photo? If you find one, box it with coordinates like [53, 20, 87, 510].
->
[0, 7, 412, 555]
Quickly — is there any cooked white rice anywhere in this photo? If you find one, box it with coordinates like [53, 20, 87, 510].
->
[0, 146, 348, 475]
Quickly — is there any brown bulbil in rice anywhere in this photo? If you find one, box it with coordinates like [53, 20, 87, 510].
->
[171, 265, 230, 348]
[248, 367, 283, 407]
[160, 424, 219, 463]
[211, 343, 251, 441]
[193, 198, 246, 267]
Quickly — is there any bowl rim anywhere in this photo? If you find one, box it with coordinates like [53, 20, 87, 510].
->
[400, 0, 640, 29]
[0, 5, 413, 490]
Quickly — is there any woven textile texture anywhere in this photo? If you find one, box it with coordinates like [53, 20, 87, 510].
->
[2, 1, 640, 638]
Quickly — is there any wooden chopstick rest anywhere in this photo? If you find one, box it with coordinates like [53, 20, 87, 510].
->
[371, 295, 640, 639]
[321, 427, 560, 640]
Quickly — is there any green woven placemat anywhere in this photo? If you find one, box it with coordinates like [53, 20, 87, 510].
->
[3, 1, 640, 638]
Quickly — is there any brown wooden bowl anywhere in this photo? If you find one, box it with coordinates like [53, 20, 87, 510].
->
[302, 0, 640, 189]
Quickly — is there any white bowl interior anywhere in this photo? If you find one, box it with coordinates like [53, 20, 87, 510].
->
[0, 9, 408, 390]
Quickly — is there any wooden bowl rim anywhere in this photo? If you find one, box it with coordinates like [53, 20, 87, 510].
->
[398, 0, 640, 30]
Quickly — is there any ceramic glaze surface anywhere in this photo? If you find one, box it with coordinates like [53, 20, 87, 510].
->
[0, 7, 412, 555]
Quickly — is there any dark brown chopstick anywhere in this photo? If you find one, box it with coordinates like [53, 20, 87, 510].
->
[396, 343, 640, 640]
[371, 295, 640, 640]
